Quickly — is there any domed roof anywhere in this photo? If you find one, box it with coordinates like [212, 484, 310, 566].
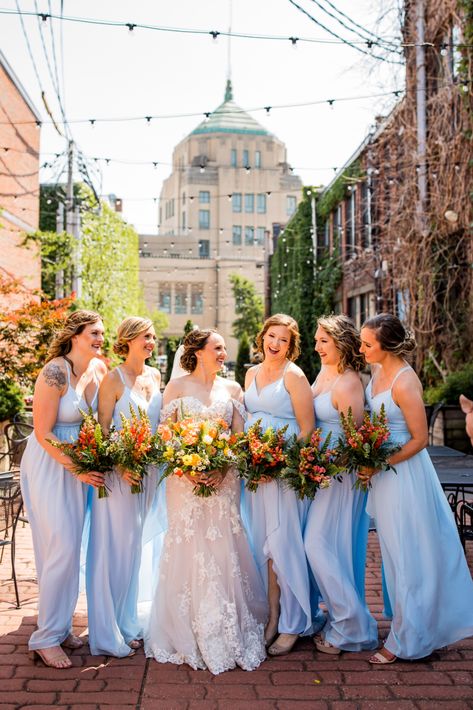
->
[191, 81, 270, 137]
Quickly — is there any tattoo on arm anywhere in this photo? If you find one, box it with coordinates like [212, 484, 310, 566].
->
[43, 363, 67, 390]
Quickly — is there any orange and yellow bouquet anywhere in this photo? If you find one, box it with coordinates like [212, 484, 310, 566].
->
[236, 419, 288, 492]
[281, 429, 343, 500]
[109, 405, 153, 494]
[48, 409, 113, 498]
[154, 415, 239, 497]
[337, 404, 401, 490]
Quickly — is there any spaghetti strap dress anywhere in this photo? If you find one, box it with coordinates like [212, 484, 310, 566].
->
[242, 363, 324, 636]
[304, 379, 378, 650]
[366, 366, 473, 659]
[20, 359, 98, 651]
[87, 366, 162, 657]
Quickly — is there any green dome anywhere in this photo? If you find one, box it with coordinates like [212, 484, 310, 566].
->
[191, 81, 270, 137]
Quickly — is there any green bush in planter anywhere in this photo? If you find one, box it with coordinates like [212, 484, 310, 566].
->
[0, 379, 25, 422]
[424, 364, 473, 405]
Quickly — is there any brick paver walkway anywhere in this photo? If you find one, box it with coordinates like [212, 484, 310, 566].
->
[1, 524, 473, 709]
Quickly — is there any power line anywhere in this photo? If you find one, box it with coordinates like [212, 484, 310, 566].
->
[316, 0, 400, 49]
[288, 0, 403, 64]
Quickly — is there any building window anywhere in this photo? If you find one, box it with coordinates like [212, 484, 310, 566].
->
[256, 227, 265, 245]
[361, 182, 371, 248]
[182, 211, 186, 230]
[286, 195, 297, 216]
[199, 239, 210, 258]
[345, 192, 356, 259]
[245, 226, 255, 245]
[182, 191, 186, 204]
[191, 284, 204, 314]
[359, 293, 368, 324]
[242, 149, 249, 167]
[244, 193, 254, 213]
[347, 296, 357, 324]
[199, 209, 210, 229]
[232, 193, 242, 213]
[199, 190, 210, 204]
[255, 150, 261, 168]
[256, 193, 266, 214]
[158, 284, 171, 313]
[231, 149, 237, 167]
[232, 225, 242, 245]
[175, 283, 187, 314]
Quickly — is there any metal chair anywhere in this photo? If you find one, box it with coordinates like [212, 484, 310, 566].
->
[4, 421, 33, 469]
[459, 500, 473, 550]
[0, 478, 23, 607]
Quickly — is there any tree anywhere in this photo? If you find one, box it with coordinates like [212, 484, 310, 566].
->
[229, 274, 264, 344]
[0, 273, 74, 389]
[235, 332, 250, 387]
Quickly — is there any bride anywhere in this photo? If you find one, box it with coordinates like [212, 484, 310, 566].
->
[144, 328, 268, 674]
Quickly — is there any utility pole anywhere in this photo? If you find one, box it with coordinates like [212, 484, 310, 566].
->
[66, 140, 82, 298]
[55, 201, 65, 298]
[415, 0, 428, 237]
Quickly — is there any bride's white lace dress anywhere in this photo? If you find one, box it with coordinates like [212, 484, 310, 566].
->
[144, 396, 268, 674]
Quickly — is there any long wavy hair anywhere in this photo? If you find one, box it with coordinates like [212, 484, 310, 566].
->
[316, 314, 364, 373]
[255, 313, 301, 362]
[113, 317, 154, 357]
[45, 309, 102, 375]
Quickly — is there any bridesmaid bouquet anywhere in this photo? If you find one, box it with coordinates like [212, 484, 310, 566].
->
[337, 405, 401, 490]
[154, 416, 239, 497]
[108, 406, 154, 494]
[236, 419, 288, 492]
[48, 409, 113, 498]
[281, 430, 343, 500]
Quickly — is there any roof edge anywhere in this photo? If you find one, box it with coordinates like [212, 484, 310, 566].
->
[0, 50, 42, 122]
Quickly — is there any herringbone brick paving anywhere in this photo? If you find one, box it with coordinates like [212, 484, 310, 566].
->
[1, 524, 472, 709]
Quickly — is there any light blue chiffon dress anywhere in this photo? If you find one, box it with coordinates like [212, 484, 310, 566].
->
[87, 366, 162, 657]
[304, 380, 378, 651]
[242, 363, 324, 636]
[366, 366, 473, 659]
[20, 359, 98, 651]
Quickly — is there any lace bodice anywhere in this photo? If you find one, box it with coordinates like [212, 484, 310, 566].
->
[160, 396, 246, 426]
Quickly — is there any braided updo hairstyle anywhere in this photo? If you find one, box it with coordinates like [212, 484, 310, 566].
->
[362, 313, 416, 357]
[113, 317, 154, 357]
[180, 328, 218, 373]
[317, 314, 365, 373]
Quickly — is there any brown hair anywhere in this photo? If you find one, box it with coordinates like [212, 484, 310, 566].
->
[362, 313, 416, 357]
[113, 317, 154, 357]
[180, 328, 218, 372]
[255, 314, 301, 362]
[317, 314, 364, 373]
[46, 310, 102, 374]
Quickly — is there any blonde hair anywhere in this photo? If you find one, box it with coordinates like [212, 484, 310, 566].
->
[46, 310, 102, 374]
[255, 313, 301, 362]
[113, 317, 154, 357]
[362, 314, 416, 357]
[316, 314, 364, 373]
[180, 328, 218, 372]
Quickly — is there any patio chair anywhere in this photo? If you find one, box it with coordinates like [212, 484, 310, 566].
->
[459, 500, 473, 551]
[4, 421, 33, 469]
[0, 478, 23, 608]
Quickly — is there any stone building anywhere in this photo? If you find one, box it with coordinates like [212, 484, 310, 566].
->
[139, 81, 302, 360]
[0, 50, 41, 306]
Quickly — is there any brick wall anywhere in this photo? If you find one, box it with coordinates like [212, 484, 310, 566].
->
[0, 59, 41, 307]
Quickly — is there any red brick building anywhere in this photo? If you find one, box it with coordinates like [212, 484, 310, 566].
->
[0, 50, 41, 306]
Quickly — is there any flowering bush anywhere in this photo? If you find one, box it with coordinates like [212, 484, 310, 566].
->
[337, 405, 401, 490]
[236, 419, 288, 492]
[281, 430, 343, 500]
[154, 415, 238, 497]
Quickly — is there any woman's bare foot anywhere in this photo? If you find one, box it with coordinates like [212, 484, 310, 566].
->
[30, 646, 72, 669]
[62, 633, 84, 649]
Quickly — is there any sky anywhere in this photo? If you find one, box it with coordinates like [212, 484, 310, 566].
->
[1, 0, 404, 234]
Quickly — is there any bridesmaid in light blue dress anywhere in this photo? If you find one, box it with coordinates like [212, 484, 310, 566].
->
[20, 311, 107, 669]
[242, 313, 323, 656]
[360, 314, 473, 663]
[87, 317, 162, 657]
[304, 315, 378, 654]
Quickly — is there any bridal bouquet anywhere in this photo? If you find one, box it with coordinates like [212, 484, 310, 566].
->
[155, 415, 239, 497]
[236, 419, 288, 492]
[48, 409, 113, 498]
[108, 405, 154, 494]
[337, 404, 401, 490]
[281, 429, 343, 500]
